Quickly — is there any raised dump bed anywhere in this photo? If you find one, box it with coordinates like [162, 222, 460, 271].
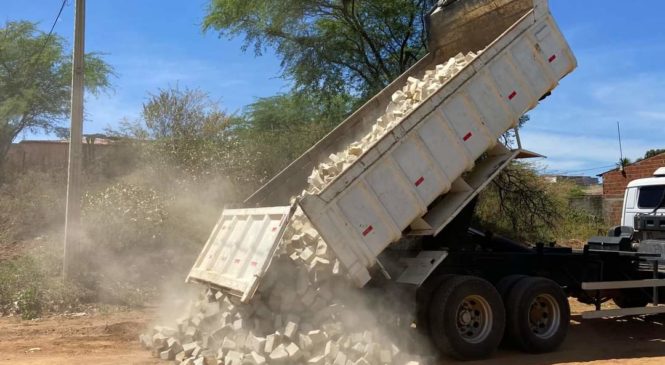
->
[188, 0, 577, 297]
[297, 0, 576, 285]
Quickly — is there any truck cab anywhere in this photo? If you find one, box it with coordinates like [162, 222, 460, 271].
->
[621, 167, 665, 229]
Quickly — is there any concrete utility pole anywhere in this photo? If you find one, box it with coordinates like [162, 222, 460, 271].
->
[63, 0, 85, 280]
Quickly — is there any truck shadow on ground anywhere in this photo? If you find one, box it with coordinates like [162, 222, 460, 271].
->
[465, 314, 665, 365]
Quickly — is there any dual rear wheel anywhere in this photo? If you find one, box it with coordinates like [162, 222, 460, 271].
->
[423, 275, 569, 360]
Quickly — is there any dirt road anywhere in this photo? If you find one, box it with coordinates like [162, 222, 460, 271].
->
[0, 301, 663, 365]
[0, 309, 159, 365]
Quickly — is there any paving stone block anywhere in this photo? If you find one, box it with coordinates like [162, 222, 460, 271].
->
[269, 344, 290, 364]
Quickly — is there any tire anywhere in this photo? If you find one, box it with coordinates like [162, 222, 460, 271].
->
[495, 275, 528, 347]
[505, 277, 570, 353]
[428, 275, 505, 360]
[416, 274, 454, 336]
[495, 275, 528, 301]
[613, 289, 650, 309]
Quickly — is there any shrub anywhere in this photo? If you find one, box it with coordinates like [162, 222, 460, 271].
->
[475, 162, 565, 243]
[0, 170, 67, 242]
[82, 182, 166, 253]
[0, 245, 88, 318]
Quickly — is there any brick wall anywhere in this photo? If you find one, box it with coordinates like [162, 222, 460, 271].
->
[601, 153, 665, 225]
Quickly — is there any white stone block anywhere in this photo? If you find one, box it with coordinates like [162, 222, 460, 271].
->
[333, 351, 348, 365]
[285, 342, 303, 360]
[299, 247, 315, 263]
[249, 351, 266, 365]
[224, 350, 243, 365]
[308, 354, 326, 365]
[353, 358, 370, 365]
[269, 344, 290, 364]
[299, 333, 313, 350]
[265, 334, 277, 354]
[324, 340, 339, 360]
[182, 342, 198, 357]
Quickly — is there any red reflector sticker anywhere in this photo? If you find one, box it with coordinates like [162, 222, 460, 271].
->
[508, 91, 517, 100]
[463, 132, 473, 141]
[251, 261, 257, 267]
[362, 225, 373, 236]
[548, 54, 557, 63]
[415, 176, 425, 187]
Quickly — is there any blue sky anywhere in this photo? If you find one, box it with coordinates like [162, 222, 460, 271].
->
[3, 0, 664, 176]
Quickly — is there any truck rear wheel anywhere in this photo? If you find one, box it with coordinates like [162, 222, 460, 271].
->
[416, 274, 454, 336]
[495, 275, 528, 300]
[428, 275, 505, 360]
[505, 277, 569, 353]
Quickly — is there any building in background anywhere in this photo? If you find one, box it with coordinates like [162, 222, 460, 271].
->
[543, 175, 600, 186]
[600, 152, 665, 225]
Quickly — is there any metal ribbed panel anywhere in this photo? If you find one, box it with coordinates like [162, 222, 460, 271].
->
[187, 206, 292, 301]
[301, 11, 577, 287]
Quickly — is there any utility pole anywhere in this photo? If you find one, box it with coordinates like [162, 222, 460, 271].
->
[63, 0, 85, 280]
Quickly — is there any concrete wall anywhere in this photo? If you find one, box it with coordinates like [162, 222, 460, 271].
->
[6, 141, 124, 172]
[570, 194, 603, 217]
[601, 153, 665, 225]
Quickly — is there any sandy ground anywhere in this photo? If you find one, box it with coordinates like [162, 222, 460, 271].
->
[0, 301, 664, 365]
[0, 309, 160, 365]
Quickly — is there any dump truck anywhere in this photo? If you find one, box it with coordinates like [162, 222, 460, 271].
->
[187, 0, 665, 360]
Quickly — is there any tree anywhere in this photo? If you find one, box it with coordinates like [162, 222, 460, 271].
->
[0, 21, 113, 167]
[617, 157, 631, 170]
[236, 91, 353, 184]
[476, 162, 563, 243]
[140, 87, 229, 140]
[500, 114, 529, 147]
[644, 149, 665, 159]
[203, 0, 437, 98]
[107, 87, 245, 184]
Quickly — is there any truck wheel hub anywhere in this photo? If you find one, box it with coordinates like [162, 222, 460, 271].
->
[528, 294, 560, 339]
[455, 295, 492, 343]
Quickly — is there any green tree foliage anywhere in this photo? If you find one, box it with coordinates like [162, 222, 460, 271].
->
[237, 91, 354, 185]
[500, 114, 529, 147]
[0, 21, 113, 165]
[617, 157, 631, 169]
[475, 162, 564, 243]
[203, 0, 437, 97]
[111, 87, 353, 195]
[644, 148, 665, 159]
[140, 88, 229, 140]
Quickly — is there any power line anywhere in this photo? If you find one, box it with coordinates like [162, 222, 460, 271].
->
[547, 164, 616, 176]
[31, 0, 68, 64]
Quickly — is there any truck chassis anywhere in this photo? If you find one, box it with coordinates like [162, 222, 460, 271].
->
[400, 225, 665, 360]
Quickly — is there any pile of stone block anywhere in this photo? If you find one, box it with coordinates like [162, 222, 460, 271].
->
[304, 51, 479, 195]
[142, 210, 431, 365]
[139, 53, 483, 364]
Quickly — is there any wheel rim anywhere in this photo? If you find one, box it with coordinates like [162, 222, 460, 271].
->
[528, 293, 560, 339]
[455, 295, 493, 344]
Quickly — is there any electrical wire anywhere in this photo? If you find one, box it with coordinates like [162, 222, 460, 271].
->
[30, 0, 68, 64]
[546, 164, 617, 176]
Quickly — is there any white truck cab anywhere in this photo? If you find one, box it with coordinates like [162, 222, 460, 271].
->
[621, 167, 665, 227]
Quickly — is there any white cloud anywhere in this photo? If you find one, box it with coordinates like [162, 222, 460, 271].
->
[637, 111, 665, 121]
